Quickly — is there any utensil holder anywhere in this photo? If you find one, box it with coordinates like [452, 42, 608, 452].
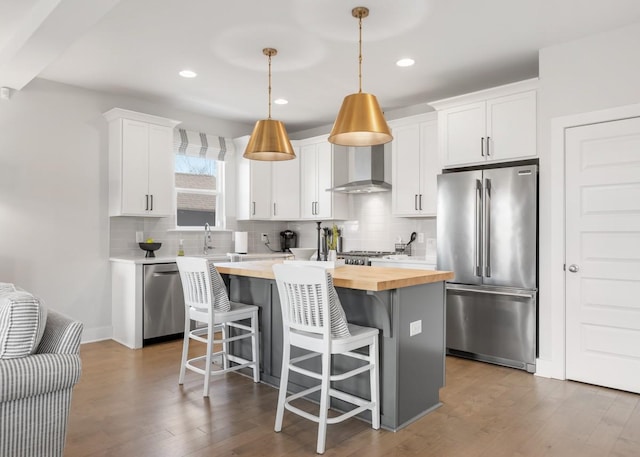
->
[394, 243, 412, 256]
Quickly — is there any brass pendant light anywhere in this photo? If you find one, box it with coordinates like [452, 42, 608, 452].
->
[244, 48, 295, 161]
[328, 7, 393, 147]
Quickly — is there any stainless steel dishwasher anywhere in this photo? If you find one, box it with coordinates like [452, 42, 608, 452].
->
[143, 263, 186, 344]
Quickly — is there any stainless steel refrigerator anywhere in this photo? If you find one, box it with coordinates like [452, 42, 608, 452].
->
[437, 163, 538, 372]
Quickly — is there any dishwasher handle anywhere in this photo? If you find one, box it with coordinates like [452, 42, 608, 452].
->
[152, 270, 180, 277]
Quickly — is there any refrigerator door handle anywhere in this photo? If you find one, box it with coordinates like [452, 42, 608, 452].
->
[475, 179, 483, 276]
[485, 178, 492, 277]
[447, 285, 535, 299]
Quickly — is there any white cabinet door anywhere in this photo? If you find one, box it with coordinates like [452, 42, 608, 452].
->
[392, 123, 422, 215]
[315, 142, 333, 218]
[121, 119, 150, 215]
[250, 160, 272, 219]
[105, 109, 180, 217]
[432, 80, 538, 168]
[300, 143, 319, 219]
[272, 149, 300, 220]
[419, 119, 439, 216]
[440, 102, 486, 167]
[391, 115, 439, 217]
[299, 140, 346, 220]
[147, 123, 175, 216]
[486, 90, 536, 162]
[235, 135, 274, 221]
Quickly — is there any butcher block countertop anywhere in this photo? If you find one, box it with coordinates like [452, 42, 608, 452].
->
[215, 260, 454, 292]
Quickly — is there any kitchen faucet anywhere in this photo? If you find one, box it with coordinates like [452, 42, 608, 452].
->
[203, 223, 213, 254]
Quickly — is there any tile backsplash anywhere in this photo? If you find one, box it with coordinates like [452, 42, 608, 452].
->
[289, 192, 436, 257]
[110, 192, 436, 258]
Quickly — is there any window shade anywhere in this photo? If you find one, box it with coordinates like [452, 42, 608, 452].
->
[174, 128, 235, 161]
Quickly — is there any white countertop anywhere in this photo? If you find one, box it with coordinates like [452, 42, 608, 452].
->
[370, 255, 437, 267]
[109, 252, 292, 265]
[371, 255, 437, 265]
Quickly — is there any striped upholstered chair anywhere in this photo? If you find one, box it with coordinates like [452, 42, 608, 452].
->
[0, 285, 83, 457]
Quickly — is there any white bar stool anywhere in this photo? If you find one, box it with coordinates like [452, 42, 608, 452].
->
[176, 257, 260, 397]
[272, 264, 380, 454]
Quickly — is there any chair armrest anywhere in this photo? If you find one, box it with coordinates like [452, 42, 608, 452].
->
[36, 310, 83, 354]
[0, 353, 81, 402]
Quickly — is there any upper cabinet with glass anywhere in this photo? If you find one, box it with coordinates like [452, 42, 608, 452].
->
[429, 79, 537, 168]
[104, 108, 181, 217]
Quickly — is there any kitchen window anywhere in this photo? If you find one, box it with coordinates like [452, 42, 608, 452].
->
[173, 129, 232, 229]
[174, 154, 225, 229]
[175, 155, 224, 228]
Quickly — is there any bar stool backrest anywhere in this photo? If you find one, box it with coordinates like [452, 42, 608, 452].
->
[176, 257, 212, 314]
[273, 264, 332, 339]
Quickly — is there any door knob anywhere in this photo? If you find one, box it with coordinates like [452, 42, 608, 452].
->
[568, 264, 579, 273]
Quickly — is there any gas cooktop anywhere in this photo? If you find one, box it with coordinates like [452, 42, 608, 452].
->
[338, 251, 395, 265]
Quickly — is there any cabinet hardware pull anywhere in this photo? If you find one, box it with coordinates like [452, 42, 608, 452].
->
[414, 194, 418, 211]
[150, 194, 153, 211]
[480, 137, 485, 156]
[486, 136, 491, 156]
[145, 194, 149, 211]
[419, 194, 423, 210]
[252, 201, 256, 215]
[273, 202, 276, 216]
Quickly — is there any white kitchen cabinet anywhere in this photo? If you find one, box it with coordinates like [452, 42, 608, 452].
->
[104, 108, 180, 217]
[430, 79, 537, 168]
[271, 146, 300, 220]
[235, 135, 273, 220]
[299, 135, 348, 220]
[390, 113, 439, 217]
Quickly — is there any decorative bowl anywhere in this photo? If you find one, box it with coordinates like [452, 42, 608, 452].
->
[139, 242, 162, 258]
[289, 247, 317, 261]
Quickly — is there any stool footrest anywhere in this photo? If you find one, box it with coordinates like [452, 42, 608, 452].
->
[283, 386, 374, 425]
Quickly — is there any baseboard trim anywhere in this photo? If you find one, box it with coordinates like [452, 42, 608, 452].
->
[81, 326, 112, 344]
[535, 357, 565, 380]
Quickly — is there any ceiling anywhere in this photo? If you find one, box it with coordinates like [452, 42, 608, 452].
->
[2, 0, 640, 133]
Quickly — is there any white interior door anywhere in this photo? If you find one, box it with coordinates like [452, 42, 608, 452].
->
[565, 116, 640, 394]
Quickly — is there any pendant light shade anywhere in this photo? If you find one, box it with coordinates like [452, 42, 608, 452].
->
[244, 48, 295, 161]
[244, 118, 295, 161]
[328, 7, 392, 147]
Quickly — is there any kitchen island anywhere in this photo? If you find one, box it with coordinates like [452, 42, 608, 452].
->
[216, 260, 454, 431]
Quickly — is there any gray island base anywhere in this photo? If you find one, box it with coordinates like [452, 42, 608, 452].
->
[219, 262, 450, 431]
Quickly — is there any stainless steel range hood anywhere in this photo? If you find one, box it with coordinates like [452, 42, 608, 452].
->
[328, 144, 391, 193]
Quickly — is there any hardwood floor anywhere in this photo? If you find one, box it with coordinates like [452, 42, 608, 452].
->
[65, 339, 640, 456]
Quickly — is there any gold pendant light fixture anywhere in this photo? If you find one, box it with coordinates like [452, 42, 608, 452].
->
[328, 7, 393, 147]
[243, 48, 295, 161]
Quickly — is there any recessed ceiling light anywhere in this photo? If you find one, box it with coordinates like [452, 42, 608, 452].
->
[274, 98, 288, 105]
[179, 70, 197, 78]
[396, 58, 415, 67]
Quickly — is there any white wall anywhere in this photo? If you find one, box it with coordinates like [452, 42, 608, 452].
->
[537, 21, 640, 372]
[0, 78, 251, 342]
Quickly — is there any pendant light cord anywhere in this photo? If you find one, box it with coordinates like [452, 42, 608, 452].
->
[267, 52, 272, 119]
[358, 13, 363, 94]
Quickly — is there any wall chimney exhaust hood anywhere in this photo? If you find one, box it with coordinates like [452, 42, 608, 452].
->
[328, 144, 391, 193]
